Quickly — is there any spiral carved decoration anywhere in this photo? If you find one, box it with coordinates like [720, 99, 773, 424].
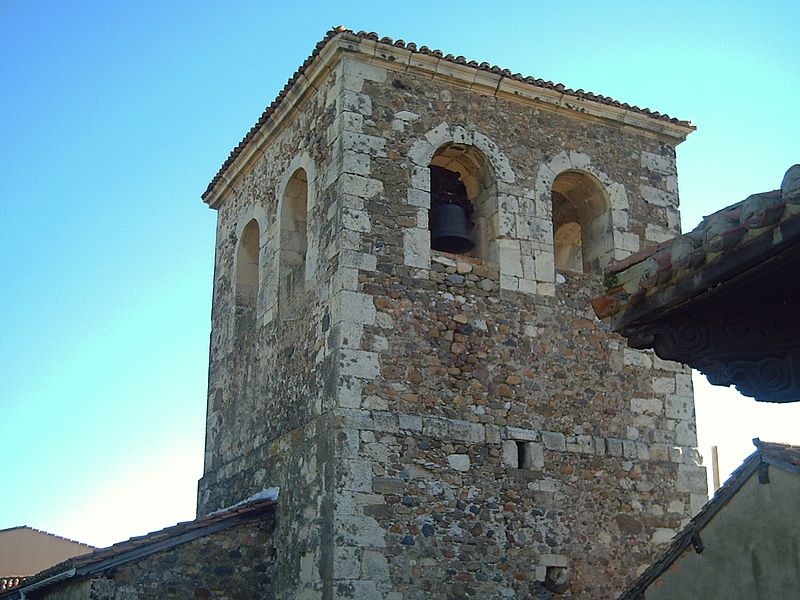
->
[645, 319, 710, 362]
[623, 310, 800, 402]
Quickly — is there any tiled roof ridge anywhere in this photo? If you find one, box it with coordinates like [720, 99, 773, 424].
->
[592, 164, 800, 321]
[0, 497, 276, 596]
[0, 525, 95, 549]
[0, 578, 25, 592]
[754, 438, 800, 451]
[754, 438, 800, 467]
[202, 26, 694, 201]
[77, 497, 275, 560]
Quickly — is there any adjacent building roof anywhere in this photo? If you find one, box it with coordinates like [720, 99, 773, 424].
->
[592, 165, 800, 402]
[0, 496, 276, 597]
[0, 526, 95, 585]
[0, 525, 94, 551]
[203, 26, 694, 204]
[618, 439, 800, 600]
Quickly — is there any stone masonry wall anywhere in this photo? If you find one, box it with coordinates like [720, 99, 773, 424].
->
[197, 56, 343, 598]
[199, 42, 706, 600]
[323, 54, 706, 599]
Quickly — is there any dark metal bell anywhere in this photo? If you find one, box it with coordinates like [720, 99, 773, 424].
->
[430, 203, 475, 254]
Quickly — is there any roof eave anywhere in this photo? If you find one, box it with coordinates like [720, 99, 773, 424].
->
[201, 29, 695, 210]
[202, 34, 346, 210]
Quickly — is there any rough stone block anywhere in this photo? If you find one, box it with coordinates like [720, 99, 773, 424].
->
[499, 274, 519, 291]
[403, 228, 430, 269]
[335, 515, 386, 548]
[341, 57, 387, 90]
[333, 546, 361, 580]
[337, 377, 362, 409]
[631, 397, 662, 415]
[640, 184, 676, 208]
[339, 250, 377, 272]
[540, 554, 568, 568]
[340, 149, 371, 176]
[339, 349, 380, 379]
[674, 420, 697, 446]
[507, 426, 539, 441]
[622, 348, 653, 369]
[651, 527, 676, 545]
[541, 431, 566, 452]
[337, 172, 384, 198]
[406, 188, 430, 208]
[646, 224, 674, 244]
[641, 151, 675, 174]
[665, 394, 693, 420]
[497, 240, 523, 277]
[398, 414, 422, 432]
[618, 231, 641, 253]
[622, 440, 637, 458]
[447, 454, 470, 472]
[361, 550, 390, 581]
[422, 417, 449, 439]
[636, 442, 650, 460]
[594, 436, 606, 456]
[676, 464, 708, 494]
[340, 459, 374, 492]
[408, 139, 434, 167]
[341, 207, 371, 233]
[577, 435, 593, 454]
[650, 444, 670, 462]
[518, 278, 537, 294]
[675, 373, 693, 397]
[652, 377, 676, 395]
[372, 477, 405, 495]
[340, 133, 387, 159]
[372, 411, 399, 433]
[424, 121, 451, 147]
[527, 442, 545, 468]
[342, 90, 372, 116]
[534, 251, 555, 283]
[653, 355, 685, 372]
[449, 420, 485, 443]
[501, 440, 518, 468]
[331, 291, 376, 326]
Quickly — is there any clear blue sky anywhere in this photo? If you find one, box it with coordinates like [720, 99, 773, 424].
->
[1, 1, 798, 548]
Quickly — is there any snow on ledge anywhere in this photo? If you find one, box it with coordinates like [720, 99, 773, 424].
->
[210, 487, 280, 516]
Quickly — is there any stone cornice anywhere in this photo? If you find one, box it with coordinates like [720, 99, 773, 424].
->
[203, 29, 695, 209]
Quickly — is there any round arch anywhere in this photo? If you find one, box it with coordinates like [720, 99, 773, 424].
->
[551, 169, 612, 274]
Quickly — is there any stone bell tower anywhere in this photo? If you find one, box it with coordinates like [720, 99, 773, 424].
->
[197, 28, 707, 599]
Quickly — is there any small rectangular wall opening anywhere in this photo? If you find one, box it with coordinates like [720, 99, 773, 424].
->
[516, 441, 528, 469]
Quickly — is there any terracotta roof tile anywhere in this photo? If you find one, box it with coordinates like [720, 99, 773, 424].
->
[203, 26, 694, 202]
[0, 578, 24, 592]
[592, 165, 800, 323]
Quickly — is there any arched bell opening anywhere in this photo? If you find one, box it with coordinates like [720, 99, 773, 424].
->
[235, 219, 260, 332]
[551, 170, 611, 274]
[279, 168, 309, 321]
[428, 143, 496, 261]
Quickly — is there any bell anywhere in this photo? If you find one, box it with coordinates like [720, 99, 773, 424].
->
[430, 203, 475, 254]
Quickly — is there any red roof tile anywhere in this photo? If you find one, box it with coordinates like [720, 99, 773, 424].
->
[202, 27, 694, 202]
[592, 165, 800, 323]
